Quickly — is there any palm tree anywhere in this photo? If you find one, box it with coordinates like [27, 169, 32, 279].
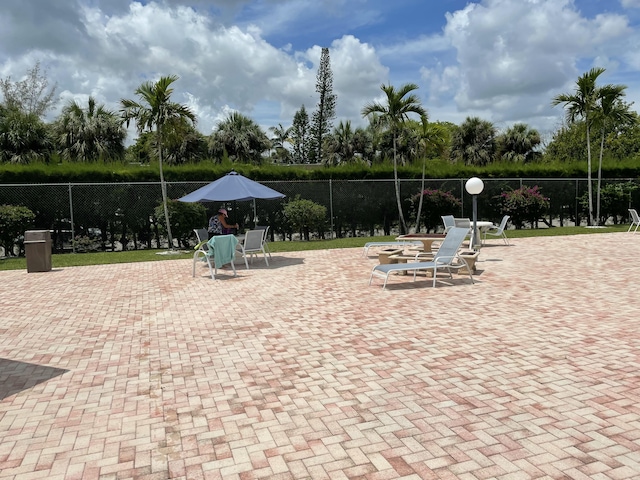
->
[552, 67, 605, 225]
[593, 84, 632, 224]
[325, 120, 356, 165]
[269, 123, 291, 163]
[362, 83, 426, 233]
[0, 108, 52, 164]
[497, 123, 541, 163]
[209, 112, 271, 165]
[451, 117, 496, 166]
[120, 75, 196, 250]
[54, 96, 126, 162]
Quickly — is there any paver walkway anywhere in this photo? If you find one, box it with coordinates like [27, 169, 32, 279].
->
[1, 233, 639, 480]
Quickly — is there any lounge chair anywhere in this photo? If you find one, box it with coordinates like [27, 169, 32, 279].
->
[483, 215, 510, 245]
[628, 209, 640, 233]
[193, 234, 238, 279]
[369, 227, 474, 290]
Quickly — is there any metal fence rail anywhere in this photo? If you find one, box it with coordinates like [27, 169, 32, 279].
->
[1, 177, 638, 255]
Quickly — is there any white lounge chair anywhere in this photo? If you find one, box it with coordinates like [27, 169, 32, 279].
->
[483, 215, 510, 245]
[628, 209, 640, 233]
[369, 227, 474, 290]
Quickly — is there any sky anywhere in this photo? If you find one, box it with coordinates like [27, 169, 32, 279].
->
[1, 0, 640, 145]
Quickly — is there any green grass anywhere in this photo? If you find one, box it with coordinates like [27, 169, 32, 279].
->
[0, 224, 631, 271]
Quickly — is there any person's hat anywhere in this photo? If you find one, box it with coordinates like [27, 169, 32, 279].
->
[218, 208, 228, 216]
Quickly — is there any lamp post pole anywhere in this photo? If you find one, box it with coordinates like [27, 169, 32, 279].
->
[465, 177, 484, 250]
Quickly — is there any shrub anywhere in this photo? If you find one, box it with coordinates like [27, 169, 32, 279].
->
[580, 181, 639, 225]
[410, 189, 462, 232]
[0, 204, 36, 256]
[283, 196, 327, 240]
[154, 199, 207, 248]
[497, 185, 549, 229]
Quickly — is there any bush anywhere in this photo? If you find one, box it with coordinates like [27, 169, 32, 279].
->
[497, 185, 549, 229]
[580, 181, 639, 225]
[410, 189, 462, 232]
[283, 196, 327, 240]
[0, 204, 36, 256]
[154, 199, 207, 248]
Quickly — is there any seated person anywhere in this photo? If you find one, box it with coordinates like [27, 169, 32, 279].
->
[208, 208, 239, 239]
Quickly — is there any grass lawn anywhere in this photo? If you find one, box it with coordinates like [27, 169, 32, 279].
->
[0, 224, 631, 271]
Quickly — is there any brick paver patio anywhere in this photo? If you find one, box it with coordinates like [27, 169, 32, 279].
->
[1, 233, 639, 479]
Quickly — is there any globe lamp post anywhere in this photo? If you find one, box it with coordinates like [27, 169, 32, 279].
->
[465, 177, 484, 250]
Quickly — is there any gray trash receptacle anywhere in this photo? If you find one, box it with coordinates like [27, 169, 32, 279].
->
[24, 230, 52, 273]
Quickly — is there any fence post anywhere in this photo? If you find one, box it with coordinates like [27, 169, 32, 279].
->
[68, 183, 76, 253]
[329, 179, 334, 239]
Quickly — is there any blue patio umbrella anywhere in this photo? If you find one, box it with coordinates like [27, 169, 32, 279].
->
[178, 171, 285, 225]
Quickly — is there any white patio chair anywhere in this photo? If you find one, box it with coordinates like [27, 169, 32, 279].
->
[238, 229, 269, 267]
[193, 234, 238, 280]
[254, 225, 272, 258]
[441, 215, 455, 233]
[483, 215, 510, 245]
[628, 209, 640, 233]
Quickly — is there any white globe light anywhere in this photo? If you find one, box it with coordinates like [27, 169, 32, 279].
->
[465, 177, 484, 195]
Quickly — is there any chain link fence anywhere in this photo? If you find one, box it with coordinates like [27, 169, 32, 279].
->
[1, 177, 639, 255]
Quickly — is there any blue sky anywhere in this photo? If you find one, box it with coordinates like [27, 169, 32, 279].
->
[1, 0, 639, 144]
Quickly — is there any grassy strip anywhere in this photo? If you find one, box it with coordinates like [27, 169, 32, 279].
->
[0, 224, 630, 271]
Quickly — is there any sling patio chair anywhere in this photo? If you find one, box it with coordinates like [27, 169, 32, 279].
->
[441, 215, 455, 233]
[483, 215, 510, 245]
[237, 229, 270, 268]
[193, 234, 239, 280]
[369, 227, 474, 290]
[628, 209, 640, 233]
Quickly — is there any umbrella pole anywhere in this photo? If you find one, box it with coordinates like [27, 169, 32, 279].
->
[253, 199, 257, 228]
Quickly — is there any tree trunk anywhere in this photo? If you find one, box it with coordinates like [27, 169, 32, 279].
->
[157, 126, 174, 249]
[586, 120, 594, 225]
[393, 134, 407, 234]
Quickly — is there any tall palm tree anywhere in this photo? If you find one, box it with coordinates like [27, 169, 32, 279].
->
[362, 83, 426, 233]
[120, 75, 196, 250]
[593, 84, 632, 224]
[552, 67, 605, 225]
[54, 96, 126, 162]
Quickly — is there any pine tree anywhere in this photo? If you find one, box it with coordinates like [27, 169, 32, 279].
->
[310, 47, 336, 163]
[290, 105, 311, 164]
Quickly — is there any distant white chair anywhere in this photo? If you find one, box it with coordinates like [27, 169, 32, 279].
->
[484, 215, 510, 245]
[628, 209, 640, 233]
[441, 215, 455, 233]
[238, 229, 270, 267]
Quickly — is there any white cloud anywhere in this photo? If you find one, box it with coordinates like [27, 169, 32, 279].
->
[419, 0, 635, 133]
[1, 0, 639, 144]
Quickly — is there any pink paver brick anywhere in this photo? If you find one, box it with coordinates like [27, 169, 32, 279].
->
[1, 233, 640, 479]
